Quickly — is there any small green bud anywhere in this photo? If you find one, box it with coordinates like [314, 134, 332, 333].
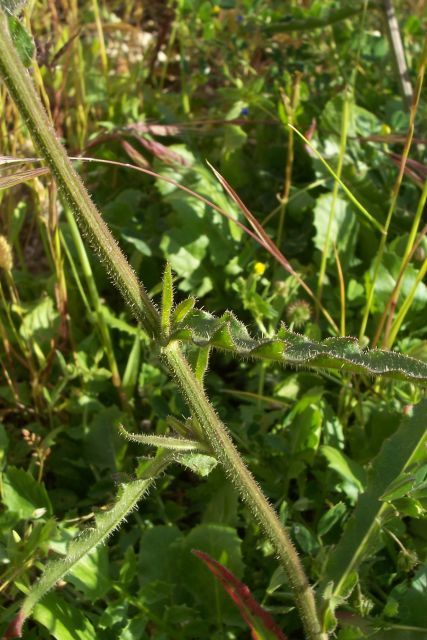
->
[286, 300, 311, 328]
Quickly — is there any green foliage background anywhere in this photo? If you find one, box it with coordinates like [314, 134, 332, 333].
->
[0, 1, 426, 638]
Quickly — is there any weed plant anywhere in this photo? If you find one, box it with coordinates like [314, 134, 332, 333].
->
[0, 1, 426, 639]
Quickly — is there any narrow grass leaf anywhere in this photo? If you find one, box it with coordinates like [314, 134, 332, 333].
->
[321, 399, 427, 609]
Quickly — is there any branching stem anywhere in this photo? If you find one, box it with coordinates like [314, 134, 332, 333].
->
[0, 12, 325, 639]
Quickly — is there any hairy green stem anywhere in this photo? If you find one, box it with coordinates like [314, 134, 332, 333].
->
[163, 343, 326, 639]
[0, 12, 325, 639]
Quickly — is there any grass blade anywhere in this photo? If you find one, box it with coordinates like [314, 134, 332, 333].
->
[320, 400, 427, 619]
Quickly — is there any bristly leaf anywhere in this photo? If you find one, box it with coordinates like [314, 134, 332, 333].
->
[193, 550, 287, 639]
[161, 262, 173, 337]
[171, 296, 196, 325]
[169, 309, 427, 384]
[4, 452, 173, 638]
[320, 399, 427, 622]
[118, 423, 210, 453]
[194, 346, 211, 383]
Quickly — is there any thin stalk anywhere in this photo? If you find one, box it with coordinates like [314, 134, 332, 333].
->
[359, 36, 427, 341]
[382, 0, 413, 108]
[372, 180, 427, 347]
[91, 0, 108, 77]
[387, 254, 427, 347]
[317, 88, 350, 307]
[64, 207, 129, 408]
[372, 181, 427, 347]
[276, 76, 300, 248]
[0, 12, 325, 639]
[334, 243, 346, 336]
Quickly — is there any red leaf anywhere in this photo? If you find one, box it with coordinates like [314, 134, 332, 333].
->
[192, 549, 287, 640]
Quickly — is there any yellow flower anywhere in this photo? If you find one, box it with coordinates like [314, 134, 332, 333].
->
[0, 235, 13, 272]
[212, 5, 221, 15]
[253, 262, 266, 276]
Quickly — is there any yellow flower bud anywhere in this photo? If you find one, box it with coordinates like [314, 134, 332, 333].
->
[253, 262, 266, 276]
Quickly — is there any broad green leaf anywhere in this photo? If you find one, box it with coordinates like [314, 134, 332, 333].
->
[33, 593, 96, 640]
[178, 524, 244, 626]
[66, 546, 110, 600]
[318, 502, 347, 537]
[19, 296, 59, 343]
[138, 524, 183, 589]
[321, 446, 366, 502]
[321, 399, 427, 612]
[2, 466, 52, 519]
[313, 194, 358, 268]
[169, 309, 427, 383]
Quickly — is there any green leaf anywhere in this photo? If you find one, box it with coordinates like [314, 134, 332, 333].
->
[161, 262, 174, 336]
[2, 466, 52, 519]
[171, 296, 196, 324]
[138, 524, 183, 592]
[7, 15, 33, 67]
[318, 502, 347, 537]
[122, 331, 141, 397]
[118, 424, 208, 453]
[178, 524, 244, 626]
[170, 309, 427, 383]
[313, 194, 358, 268]
[0, 423, 9, 470]
[321, 399, 427, 611]
[178, 453, 218, 477]
[66, 546, 110, 600]
[321, 446, 366, 502]
[19, 296, 59, 344]
[33, 592, 96, 640]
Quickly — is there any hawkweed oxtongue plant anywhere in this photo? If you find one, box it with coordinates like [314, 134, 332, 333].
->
[1, 6, 427, 640]
[0, 9, 325, 640]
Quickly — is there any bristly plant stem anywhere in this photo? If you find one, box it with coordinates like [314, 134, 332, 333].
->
[162, 343, 326, 640]
[0, 12, 325, 640]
